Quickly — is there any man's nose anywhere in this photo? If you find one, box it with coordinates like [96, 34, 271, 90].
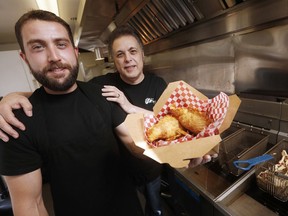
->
[47, 47, 60, 62]
[124, 53, 132, 62]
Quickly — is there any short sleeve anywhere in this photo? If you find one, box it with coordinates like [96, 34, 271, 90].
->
[0, 111, 42, 176]
[110, 102, 127, 128]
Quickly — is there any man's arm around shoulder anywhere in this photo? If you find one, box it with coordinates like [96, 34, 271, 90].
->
[0, 92, 33, 141]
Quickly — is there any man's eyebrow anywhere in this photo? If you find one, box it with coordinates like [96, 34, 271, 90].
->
[116, 46, 137, 53]
[128, 46, 137, 50]
[115, 49, 124, 54]
[27, 38, 70, 45]
[26, 39, 45, 46]
[53, 38, 71, 43]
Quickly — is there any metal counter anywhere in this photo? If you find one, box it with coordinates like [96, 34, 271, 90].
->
[161, 94, 288, 215]
[174, 166, 278, 216]
[166, 123, 287, 215]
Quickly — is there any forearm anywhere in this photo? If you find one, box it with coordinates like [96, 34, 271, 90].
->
[115, 123, 147, 159]
[12, 197, 48, 216]
[101, 86, 154, 115]
[126, 105, 153, 115]
[5, 91, 32, 98]
[118, 132, 146, 158]
[3, 169, 48, 216]
[123, 140, 146, 159]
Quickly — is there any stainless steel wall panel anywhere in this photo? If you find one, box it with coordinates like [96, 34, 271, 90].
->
[280, 102, 288, 133]
[145, 37, 235, 94]
[234, 25, 288, 93]
[192, 0, 225, 18]
[235, 98, 282, 120]
[144, 23, 288, 96]
[233, 98, 282, 130]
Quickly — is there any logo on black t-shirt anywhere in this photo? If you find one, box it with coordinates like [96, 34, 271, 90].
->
[145, 98, 156, 105]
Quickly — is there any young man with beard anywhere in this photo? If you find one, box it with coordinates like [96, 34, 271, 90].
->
[0, 10, 144, 216]
[0, 24, 215, 215]
[0, 12, 216, 216]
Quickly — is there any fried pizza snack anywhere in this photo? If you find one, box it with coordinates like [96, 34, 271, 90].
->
[169, 105, 212, 135]
[146, 115, 188, 143]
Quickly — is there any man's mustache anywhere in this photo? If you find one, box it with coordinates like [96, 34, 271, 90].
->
[43, 62, 72, 72]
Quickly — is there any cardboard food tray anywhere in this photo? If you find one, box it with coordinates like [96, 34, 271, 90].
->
[125, 81, 241, 168]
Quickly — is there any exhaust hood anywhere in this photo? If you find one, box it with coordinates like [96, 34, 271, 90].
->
[112, 0, 226, 45]
[78, 0, 229, 52]
[77, 0, 288, 55]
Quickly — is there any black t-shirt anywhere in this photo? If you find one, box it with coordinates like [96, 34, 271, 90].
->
[89, 72, 167, 184]
[0, 81, 143, 216]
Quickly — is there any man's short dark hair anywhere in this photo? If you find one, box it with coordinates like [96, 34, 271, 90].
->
[108, 24, 143, 57]
[15, 9, 75, 53]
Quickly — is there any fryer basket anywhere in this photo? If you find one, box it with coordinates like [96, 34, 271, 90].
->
[255, 139, 288, 202]
[218, 129, 269, 176]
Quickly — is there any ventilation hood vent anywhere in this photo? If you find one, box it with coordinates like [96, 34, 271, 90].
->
[78, 0, 288, 54]
[113, 0, 228, 45]
[126, 0, 198, 44]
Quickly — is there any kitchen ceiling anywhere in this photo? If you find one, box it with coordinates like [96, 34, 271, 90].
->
[0, 0, 231, 52]
[1, 0, 257, 53]
[0, 0, 79, 51]
[75, 0, 123, 51]
[0, 0, 126, 52]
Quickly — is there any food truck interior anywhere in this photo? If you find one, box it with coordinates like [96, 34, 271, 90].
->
[1, 0, 288, 215]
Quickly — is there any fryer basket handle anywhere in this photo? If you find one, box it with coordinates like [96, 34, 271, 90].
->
[233, 154, 273, 171]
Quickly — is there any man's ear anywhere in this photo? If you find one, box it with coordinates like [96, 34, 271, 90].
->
[142, 51, 145, 62]
[19, 51, 28, 63]
[74, 47, 79, 56]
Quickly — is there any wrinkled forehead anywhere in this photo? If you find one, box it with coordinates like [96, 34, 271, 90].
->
[112, 35, 142, 52]
[21, 20, 69, 42]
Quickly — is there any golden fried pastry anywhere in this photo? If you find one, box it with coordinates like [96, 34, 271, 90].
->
[169, 105, 211, 134]
[146, 115, 188, 143]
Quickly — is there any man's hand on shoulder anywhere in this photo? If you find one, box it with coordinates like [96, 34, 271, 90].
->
[0, 92, 32, 142]
[101, 85, 152, 114]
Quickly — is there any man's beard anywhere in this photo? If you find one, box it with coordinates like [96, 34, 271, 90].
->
[30, 62, 79, 92]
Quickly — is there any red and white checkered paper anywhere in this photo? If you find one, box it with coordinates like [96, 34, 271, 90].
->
[144, 81, 229, 147]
